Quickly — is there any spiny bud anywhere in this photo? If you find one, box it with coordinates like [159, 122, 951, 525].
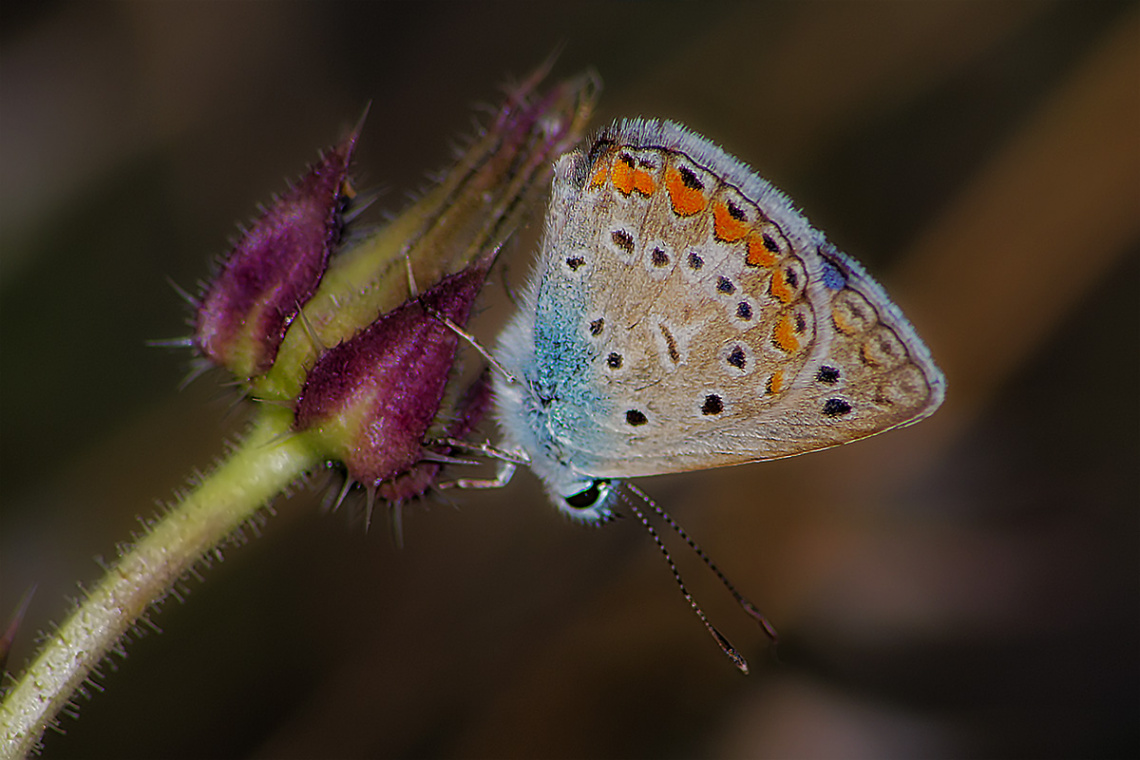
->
[376, 368, 493, 504]
[293, 257, 489, 488]
[194, 117, 363, 379]
[252, 67, 599, 404]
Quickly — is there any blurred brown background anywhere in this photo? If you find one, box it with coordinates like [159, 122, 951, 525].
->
[2, 2, 1137, 757]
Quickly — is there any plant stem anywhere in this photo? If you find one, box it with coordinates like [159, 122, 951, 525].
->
[0, 406, 321, 758]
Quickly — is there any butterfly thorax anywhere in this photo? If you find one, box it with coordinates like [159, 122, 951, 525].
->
[494, 305, 619, 522]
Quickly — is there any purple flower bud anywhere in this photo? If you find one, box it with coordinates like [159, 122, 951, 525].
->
[294, 258, 489, 488]
[376, 368, 493, 504]
[194, 119, 363, 378]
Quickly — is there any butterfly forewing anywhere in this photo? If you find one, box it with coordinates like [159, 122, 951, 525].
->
[537, 121, 944, 479]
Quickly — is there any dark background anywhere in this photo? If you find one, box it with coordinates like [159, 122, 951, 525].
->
[2, 2, 1137, 757]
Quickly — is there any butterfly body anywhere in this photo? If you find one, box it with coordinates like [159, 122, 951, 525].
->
[495, 120, 945, 521]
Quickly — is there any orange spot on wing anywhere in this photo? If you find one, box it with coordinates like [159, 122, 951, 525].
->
[746, 234, 778, 267]
[590, 159, 610, 189]
[612, 156, 635, 194]
[713, 202, 750, 242]
[665, 167, 707, 216]
[766, 370, 784, 395]
[632, 169, 656, 196]
[609, 156, 655, 197]
[769, 267, 794, 304]
[832, 307, 855, 335]
[773, 314, 800, 353]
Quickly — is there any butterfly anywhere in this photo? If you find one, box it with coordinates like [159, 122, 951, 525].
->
[492, 119, 945, 522]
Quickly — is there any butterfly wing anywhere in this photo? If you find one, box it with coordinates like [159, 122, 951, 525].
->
[520, 120, 944, 480]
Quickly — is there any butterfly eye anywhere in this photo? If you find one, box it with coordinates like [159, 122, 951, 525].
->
[565, 480, 612, 509]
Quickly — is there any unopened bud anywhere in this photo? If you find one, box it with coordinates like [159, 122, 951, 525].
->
[376, 368, 494, 503]
[195, 118, 363, 378]
[294, 258, 488, 488]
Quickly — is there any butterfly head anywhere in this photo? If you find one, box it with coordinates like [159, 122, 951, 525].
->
[549, 477, 618, 523]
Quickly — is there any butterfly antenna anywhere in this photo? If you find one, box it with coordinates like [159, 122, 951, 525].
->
[626, 483, 778, 644]
[619, 491, 749, 674]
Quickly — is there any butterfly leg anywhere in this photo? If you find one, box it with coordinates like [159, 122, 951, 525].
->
[431, 437, 530, 464]
[437, 459, 518, 492]
[422, 308, 520, 385]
